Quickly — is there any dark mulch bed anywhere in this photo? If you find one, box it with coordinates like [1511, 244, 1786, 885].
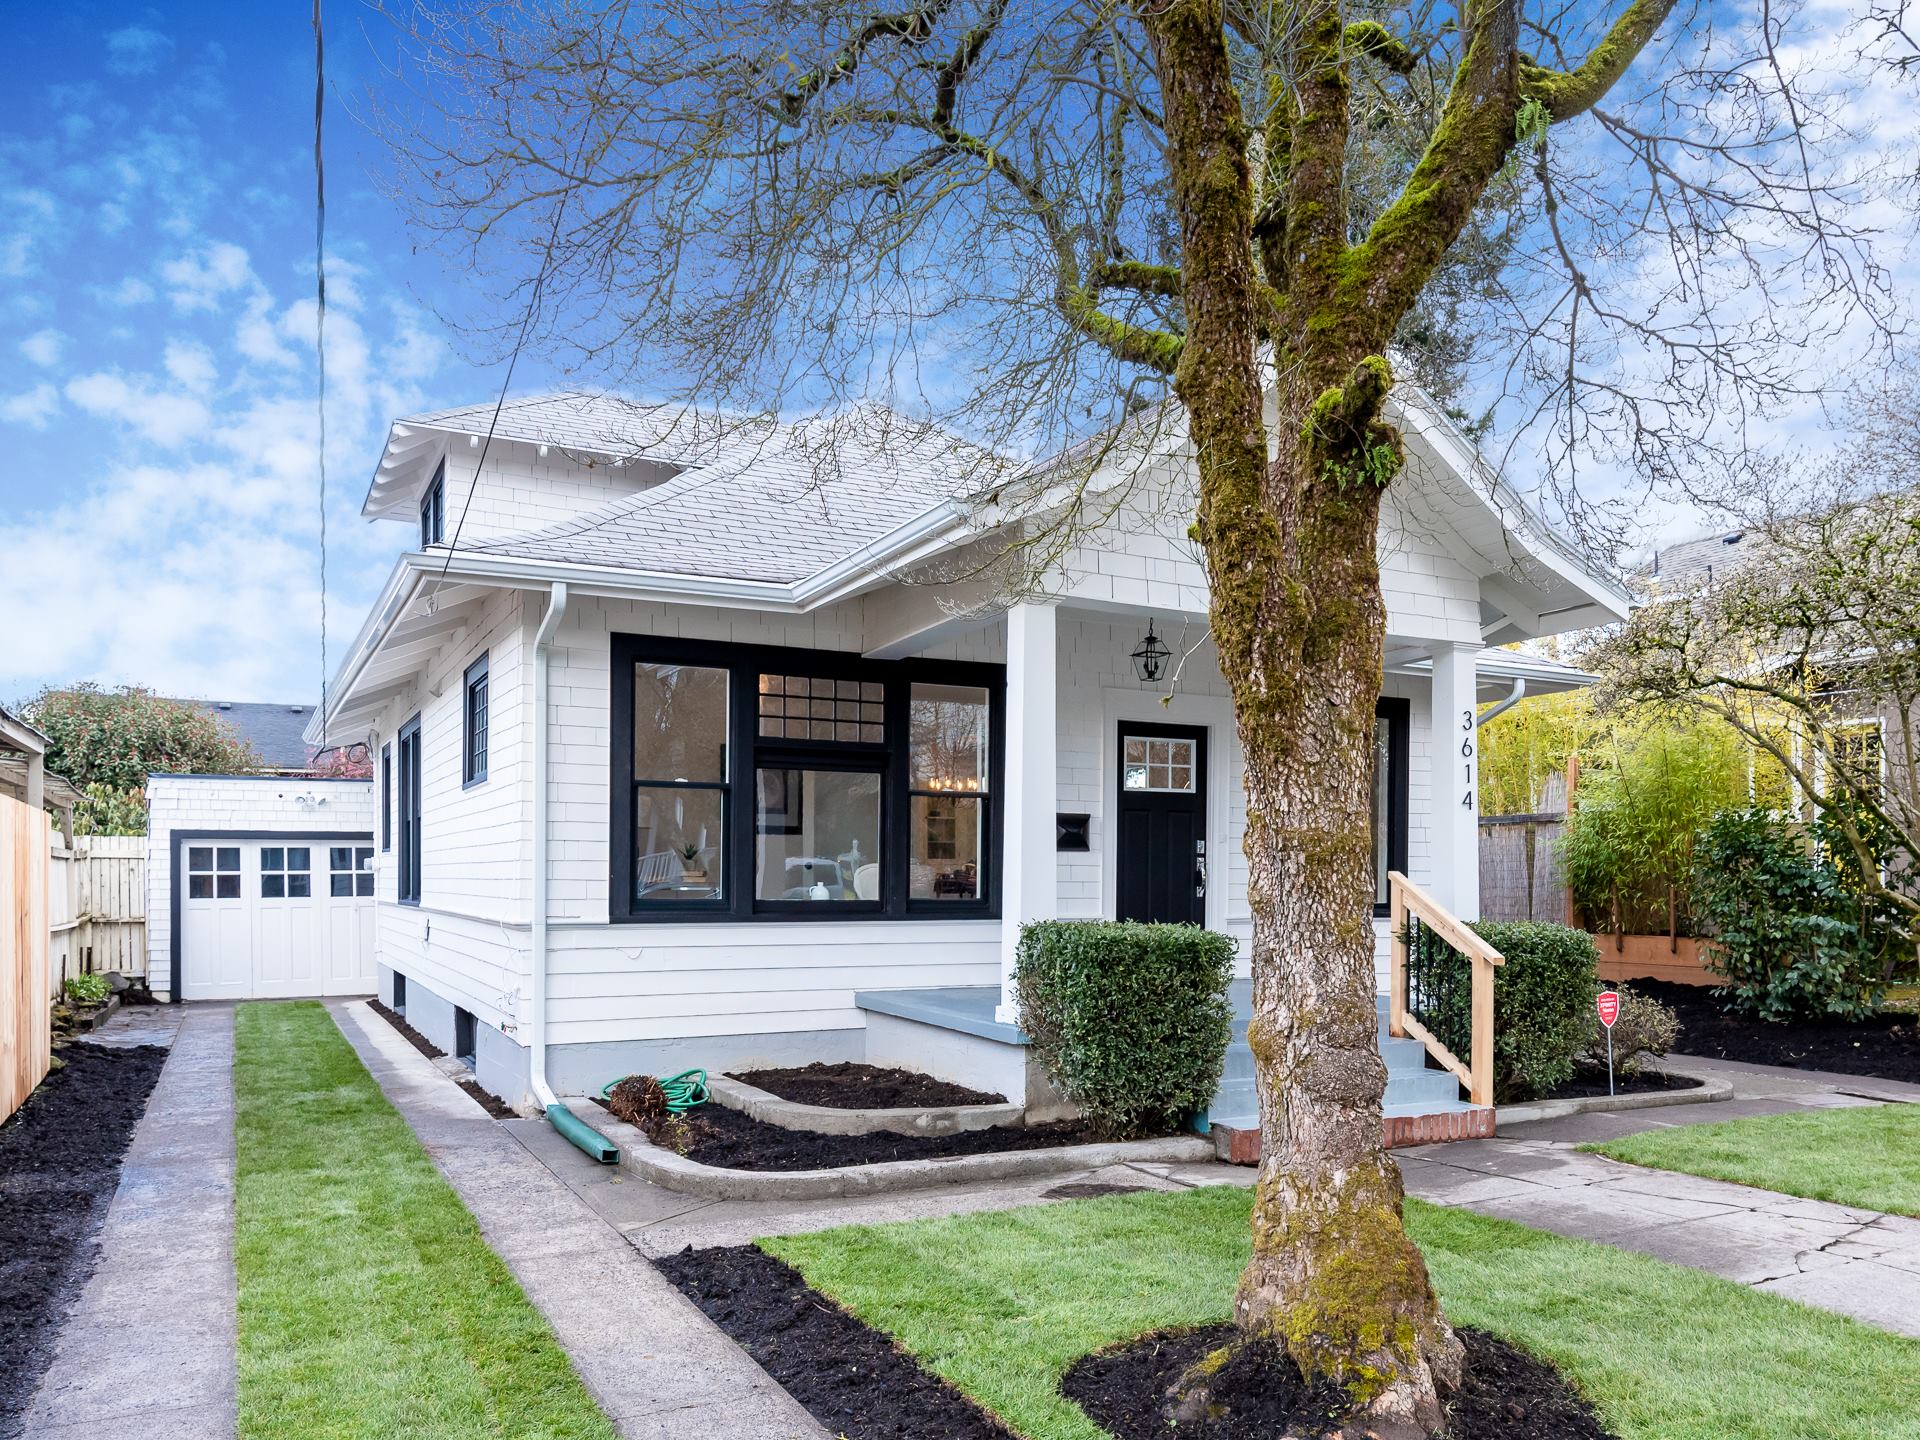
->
[661, 1244, 1613, 1440]
[735, 1060, 1005, 1110]
[657, 1243, 1016, 1438]
[1637, 979, 1920, 1084]
[369, 997, 444, 1059]
[1539, 1063, 1704, 1101]
[0, 1042, 167, 1431]
[1064, 1322, 1615, 1440]
[369, 999, 513, 1117]
[457, 1078, 517, 1118]
[664, 1103, 1129, 1172]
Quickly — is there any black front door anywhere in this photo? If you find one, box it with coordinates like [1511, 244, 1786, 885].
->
[1115, 722, 1208, 925]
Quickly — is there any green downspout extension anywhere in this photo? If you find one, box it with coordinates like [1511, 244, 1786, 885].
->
[545, 1101, 618, 1164]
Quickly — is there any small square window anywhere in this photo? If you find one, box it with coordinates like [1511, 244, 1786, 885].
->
[188, 875, 212, 899]
[262, 847, 284, 871]
[330, 846, 352, 871]
[288, 847, 310, 871]
[289, 873, 311, 898]
[189, 846, 212, 870]
[216, 874, 241, 899]
[262, 875, 285, 899]
[330, 874, 353, 898]
[356, 874, 374, 897]
[217, 847, 240, 871]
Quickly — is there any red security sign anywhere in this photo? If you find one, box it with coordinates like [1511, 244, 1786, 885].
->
[1596, 991, 1621, 1029]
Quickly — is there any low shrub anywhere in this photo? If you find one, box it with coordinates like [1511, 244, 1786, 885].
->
[1691, 809, 1889, 1022]
[1583, 986, 1678, 1078]
[1420, 921, 1599, 1103]
[63, 972, 109, 1007]
[1014, 921, 1235, 1139]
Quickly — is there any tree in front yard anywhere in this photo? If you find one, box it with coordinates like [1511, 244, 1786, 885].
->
[17, 684, 261, 834]
[377, 1, 1894, 1430]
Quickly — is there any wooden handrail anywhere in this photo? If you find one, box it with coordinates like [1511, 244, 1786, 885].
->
[1387, 871, 1503, 1108]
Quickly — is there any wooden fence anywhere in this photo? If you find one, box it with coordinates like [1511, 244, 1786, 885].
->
[1478, 812, 1568, 923]
[49, 834, 147, 990]
[3, 793, 52, 1122]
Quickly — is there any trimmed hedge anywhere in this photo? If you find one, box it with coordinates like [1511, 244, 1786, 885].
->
[1013, 921, 1235, 1139]
[1424, 921, 1599, 1103]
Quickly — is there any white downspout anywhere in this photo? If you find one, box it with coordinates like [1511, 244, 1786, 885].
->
[1474, 676, 1527, 728]
[530, 581, 569, 1111]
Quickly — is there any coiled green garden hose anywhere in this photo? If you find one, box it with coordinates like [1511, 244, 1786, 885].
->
[600, 1067, 709, 1113]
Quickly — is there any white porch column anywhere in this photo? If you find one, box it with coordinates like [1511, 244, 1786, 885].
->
[1429, 641, 1482, 920]
[998, 602, 1058, 1024]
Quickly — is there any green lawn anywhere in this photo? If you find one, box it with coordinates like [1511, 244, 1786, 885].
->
[233, 1001, 615, 1440]
[1586, 1102, 1920, 1218]
[765, 1185, 1920, 1440]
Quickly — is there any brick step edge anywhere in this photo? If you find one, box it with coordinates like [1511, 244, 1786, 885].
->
[1211, 1107, 1495, 1165]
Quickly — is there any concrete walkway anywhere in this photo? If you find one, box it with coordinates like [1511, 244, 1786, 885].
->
[328, 1000, 830, 1440]
[21, 1005, 236, 1440]
[1400, 1066, 1920, 1338]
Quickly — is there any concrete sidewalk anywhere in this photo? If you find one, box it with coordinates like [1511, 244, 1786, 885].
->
[21, 1005, 236, 1440]
[1401, 1115, 1920, 1337]
[328, 1000, 830, 1440]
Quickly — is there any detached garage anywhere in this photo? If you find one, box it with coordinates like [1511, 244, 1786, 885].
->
[146, 774, 377, 1001]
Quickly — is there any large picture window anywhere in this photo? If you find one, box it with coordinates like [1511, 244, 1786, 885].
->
[610, 636, 1003, 921]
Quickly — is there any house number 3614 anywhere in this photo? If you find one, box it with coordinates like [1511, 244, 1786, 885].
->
[1461, 710, 1476, 810]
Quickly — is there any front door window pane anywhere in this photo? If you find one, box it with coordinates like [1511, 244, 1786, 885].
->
[635, 788, 726, 902]
[910, 795, 981, 900]
[755, 769, 882, 901]
[634, 663, 729, 782]
[1122, 736, 1195, 792]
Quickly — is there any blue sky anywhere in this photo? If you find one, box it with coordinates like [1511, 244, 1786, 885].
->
[1, 3, 1911, 708]
[0, 3, 556, 706]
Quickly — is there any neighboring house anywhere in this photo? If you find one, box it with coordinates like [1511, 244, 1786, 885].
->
[1647, 529, 1897, 813]
[174, 698, 372, 776]
[154, 390, 1629, 1125]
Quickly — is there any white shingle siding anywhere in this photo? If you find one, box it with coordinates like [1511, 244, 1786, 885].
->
[144, 774, 375, 998]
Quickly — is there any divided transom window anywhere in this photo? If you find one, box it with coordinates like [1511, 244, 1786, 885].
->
[613, 637, 1003, 922]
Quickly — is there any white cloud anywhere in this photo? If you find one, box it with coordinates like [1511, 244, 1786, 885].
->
[159, 242, 254, 313]
[90, 276, 155, 308]
[0, 384, 59, 428]
[163, 339, 217, 391]
[64, 371, 211, 447]
[19, 329, 65, 367]
[235, 293, 299, 367]
[104, 27, 174, 77]
[0, 189, 57, 279]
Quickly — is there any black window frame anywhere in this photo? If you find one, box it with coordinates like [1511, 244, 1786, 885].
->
[1373, 696, 1410, 917]
[462, 653, 490, 787]
[610, 634, 1004, 923]
[397, 712, 423, 905]
[420, 460, 446, 547]
[380, 742, 392, 851]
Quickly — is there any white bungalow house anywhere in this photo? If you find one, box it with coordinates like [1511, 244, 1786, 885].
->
[161, 390, 1626, 1131]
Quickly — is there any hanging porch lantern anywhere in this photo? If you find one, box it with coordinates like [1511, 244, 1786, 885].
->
[1131, 619, 1170, 683]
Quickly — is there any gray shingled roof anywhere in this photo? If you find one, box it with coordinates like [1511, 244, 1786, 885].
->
[178, 700, 320, 770]
[465, 411, 998, 584]
[1650, 529, 1757, 590]
[398, 391, 751, 463]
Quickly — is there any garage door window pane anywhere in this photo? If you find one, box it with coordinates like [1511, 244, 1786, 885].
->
[189, 875, 212, 899]
[288, 847, 310, 871]
[289, 873, 311, 898]
[189, 846, 212, 870]
[216, 874, 241, 899]
[262, 847, 284, 870]
[217, 847, 240, 871]
[263, 875, 285, 899]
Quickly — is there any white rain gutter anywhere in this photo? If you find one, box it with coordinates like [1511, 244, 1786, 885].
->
[528, 581, 616, 1161]
[530, 581, 568, 1110]
[1475, 677, 1527, 728]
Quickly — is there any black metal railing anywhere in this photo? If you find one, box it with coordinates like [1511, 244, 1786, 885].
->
[1402, 912, 1474, 1063]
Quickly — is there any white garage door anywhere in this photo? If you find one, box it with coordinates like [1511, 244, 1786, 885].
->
[179, 838, 377, 1000]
